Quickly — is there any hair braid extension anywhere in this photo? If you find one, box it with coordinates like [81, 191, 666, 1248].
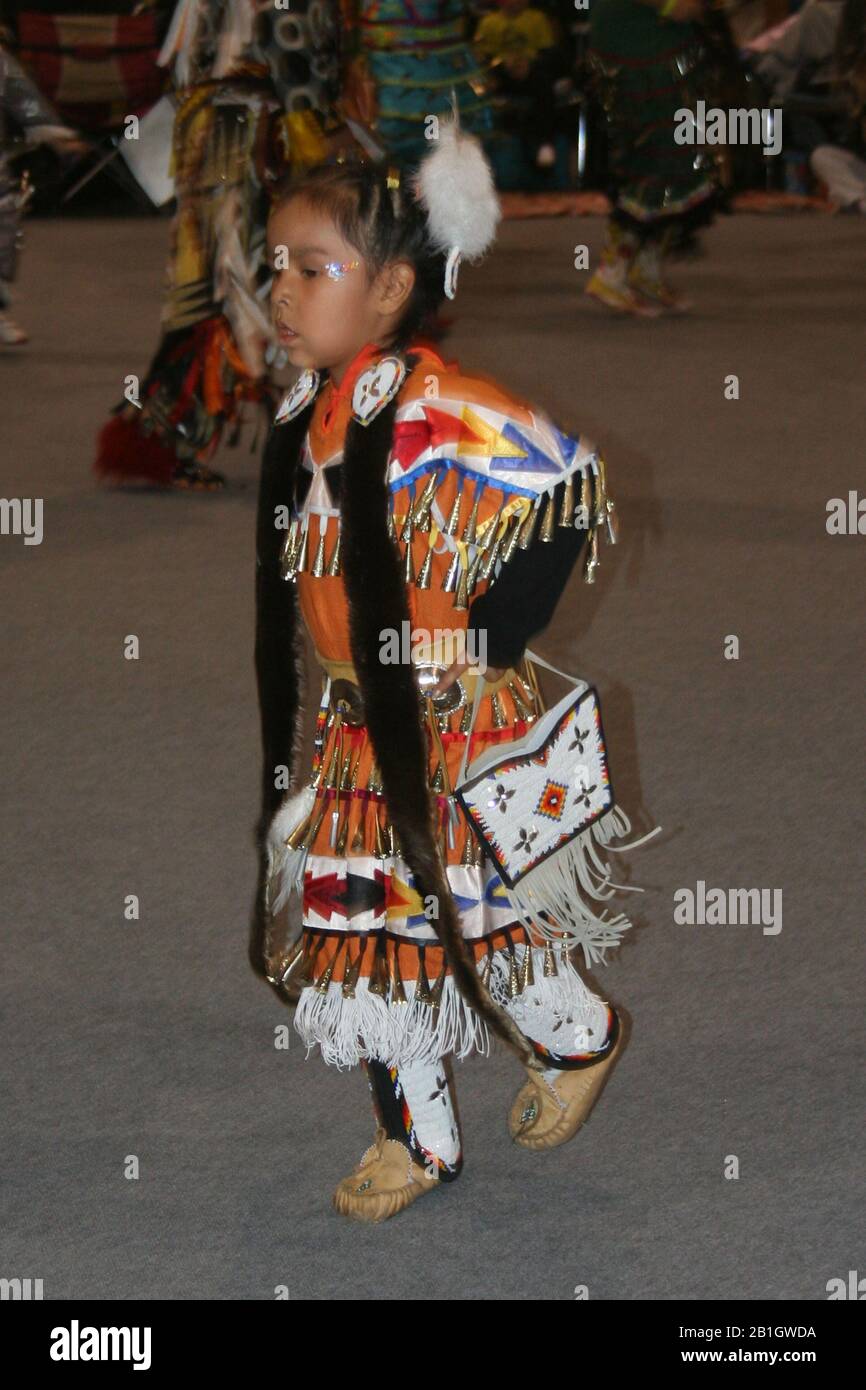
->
[251, 387, 324, 991]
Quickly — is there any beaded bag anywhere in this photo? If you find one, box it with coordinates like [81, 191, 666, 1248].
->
[454, 650, 660, 966]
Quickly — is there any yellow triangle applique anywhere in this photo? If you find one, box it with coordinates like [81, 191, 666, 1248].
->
[459, 406, 528, 463]
[386, 874, 425, 920]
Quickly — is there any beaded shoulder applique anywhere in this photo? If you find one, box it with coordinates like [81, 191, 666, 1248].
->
[351, 356, 407, 426]
[275, 369, 321, 425]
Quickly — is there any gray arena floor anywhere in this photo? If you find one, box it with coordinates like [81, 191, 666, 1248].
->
[1, 210, 864, 1300]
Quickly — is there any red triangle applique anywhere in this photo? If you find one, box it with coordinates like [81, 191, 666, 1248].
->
[304, 872, 345, 922]
[391, 418, 431, 470]
[422, 406, 466, 451]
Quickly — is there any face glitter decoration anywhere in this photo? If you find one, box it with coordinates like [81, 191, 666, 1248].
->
[323, 259, 360, 281]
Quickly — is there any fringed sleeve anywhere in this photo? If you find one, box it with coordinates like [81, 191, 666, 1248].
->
[385, 373, 617, 648]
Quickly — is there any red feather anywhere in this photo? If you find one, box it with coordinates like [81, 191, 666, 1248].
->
[93, 415, 176, 487]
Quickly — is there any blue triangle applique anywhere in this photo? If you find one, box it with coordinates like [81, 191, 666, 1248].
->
[490, 421, 565, 475]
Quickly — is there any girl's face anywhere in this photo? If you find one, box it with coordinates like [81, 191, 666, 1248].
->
[267, 195, 394, 384]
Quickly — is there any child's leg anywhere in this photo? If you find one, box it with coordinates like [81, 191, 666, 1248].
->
[585, 219, 663, 317]
[364, 1054, 462, 1180]
[332, 1052, 461, 1223]
[492, 939, 625, 1149]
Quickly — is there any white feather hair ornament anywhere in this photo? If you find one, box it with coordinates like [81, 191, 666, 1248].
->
[414, 98, 501, 300]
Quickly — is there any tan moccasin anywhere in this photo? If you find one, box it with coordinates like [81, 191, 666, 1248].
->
[332, 1126, 439, 1223]
[508, 1013, 625, 1151]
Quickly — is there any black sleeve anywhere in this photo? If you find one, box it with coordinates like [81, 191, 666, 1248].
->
[467, 478, 587, 669]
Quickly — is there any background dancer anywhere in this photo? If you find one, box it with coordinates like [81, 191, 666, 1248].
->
[344, 0, 495, 168]
[585, 0, 726, 315]
[94, 0, 343, 491]
[0, 40, 86, 346]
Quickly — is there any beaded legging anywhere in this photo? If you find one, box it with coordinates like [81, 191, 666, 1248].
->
[363, 998, 620, 1178]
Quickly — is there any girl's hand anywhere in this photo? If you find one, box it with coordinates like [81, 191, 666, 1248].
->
[431, 656, 506, 696]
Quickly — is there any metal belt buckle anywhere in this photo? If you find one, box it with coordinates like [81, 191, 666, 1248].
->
[414, 662, 466, 715]
[330, 678, 365, 726]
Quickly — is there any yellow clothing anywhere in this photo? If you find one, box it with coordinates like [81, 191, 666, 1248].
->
[474, 8, 555, 64]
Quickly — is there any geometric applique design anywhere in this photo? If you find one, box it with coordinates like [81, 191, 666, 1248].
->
[385, 873, 426, 923]
[303, 868, 386, 923]
[456, 406, 528, 470]
[391, 417, 433, 471]
[548, 422, 579, 469]
[383, 392, 603, 508]
[385, 872, 482, 928]
[417, 405, 462, 454]
[301, 853, 516, 939]
[483, 876, 511, 909]
[455, 686, 613, 889]
[535, 779, 568, 821]
[491, 420, 565, 476]
[322, 462, 343, 506]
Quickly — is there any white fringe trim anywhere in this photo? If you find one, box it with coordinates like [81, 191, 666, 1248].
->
[489, 946, 610, 1054]
[293, 973, 492, 1071]
[502, 805, 660, 966]
[292, 944, 610, 1069]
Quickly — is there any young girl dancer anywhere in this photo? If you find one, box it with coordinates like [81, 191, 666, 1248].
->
[254, 117, 651, 1222]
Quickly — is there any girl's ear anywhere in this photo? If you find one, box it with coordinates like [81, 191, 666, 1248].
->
[375, 260, 416, 316]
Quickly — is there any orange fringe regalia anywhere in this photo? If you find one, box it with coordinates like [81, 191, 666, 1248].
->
[253, 339, 633, 1072]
